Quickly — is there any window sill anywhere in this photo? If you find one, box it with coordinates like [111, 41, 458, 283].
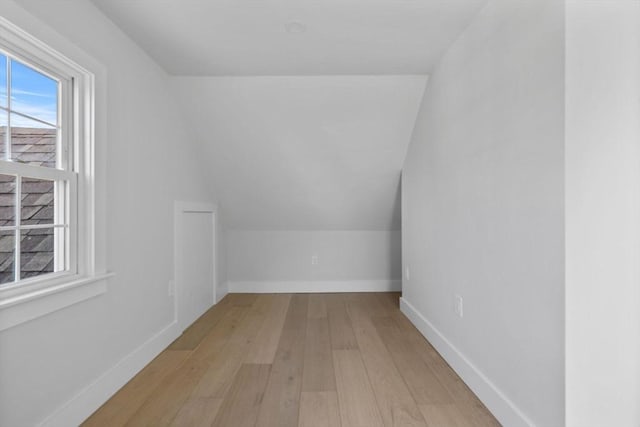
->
[0, 272, 114, 332]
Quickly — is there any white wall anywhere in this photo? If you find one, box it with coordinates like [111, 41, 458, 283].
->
[170, 76, 426, 230]
[565, 2, 640, 426]
[216, 213, 230, 300]
[171, 76, 417, 293]
[227, 230, 400, 290]
[401, 1, 565, 426]
[0, 1, 215, 425]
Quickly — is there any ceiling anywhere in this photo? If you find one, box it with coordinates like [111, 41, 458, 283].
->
[171, 76, 427, 229]
[90, 0, 487, 75]
[84, 0, 482, 230]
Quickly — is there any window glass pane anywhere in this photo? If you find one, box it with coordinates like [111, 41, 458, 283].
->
[0, 231, 15, 285]
[21, 228, 55, 280]
[10, 59, 58, 125]
[10, 114, 57, 168]
[21, 177, 54, 225]
[0, 174, 16, 226]
[0, 109, 6, 160]
[0, 54, 6, 108]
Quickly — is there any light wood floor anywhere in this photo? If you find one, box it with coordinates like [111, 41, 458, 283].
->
[83, 293, 500, 427]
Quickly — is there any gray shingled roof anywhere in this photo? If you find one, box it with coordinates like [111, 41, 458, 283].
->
[0, 127, 56, 284]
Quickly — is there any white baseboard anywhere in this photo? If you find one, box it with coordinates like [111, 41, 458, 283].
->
[39, 321, 181, 427]
[399, 297, 535, 427]
[229, 280, 401, 293]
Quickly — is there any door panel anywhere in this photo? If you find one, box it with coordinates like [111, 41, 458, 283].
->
[178, 209, 215, 331]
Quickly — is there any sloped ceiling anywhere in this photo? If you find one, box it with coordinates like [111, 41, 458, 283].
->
[90, 0, 487, 75]
[171, 76, 427, 229]
[87, 0, 485, 230]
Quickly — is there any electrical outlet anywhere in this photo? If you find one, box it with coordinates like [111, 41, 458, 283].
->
[454, 295, 463, 318]
[311, 255, 318, 265]
[405, 266, 410, 280]
[168, 280, 174, 296]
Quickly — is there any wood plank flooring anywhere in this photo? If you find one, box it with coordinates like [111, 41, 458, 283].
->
[83, 293, 500, 427]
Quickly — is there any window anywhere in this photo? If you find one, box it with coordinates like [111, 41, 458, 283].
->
[0, 52, 74, 286]
[0, 16, 106, 330]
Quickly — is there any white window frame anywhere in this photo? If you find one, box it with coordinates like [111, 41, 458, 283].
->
[1, 55, 76, 283]
[0, 17, 111, 331]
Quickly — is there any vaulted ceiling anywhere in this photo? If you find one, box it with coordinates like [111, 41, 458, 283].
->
[171, 76, 427, 229]
[89, 0, 486, 230]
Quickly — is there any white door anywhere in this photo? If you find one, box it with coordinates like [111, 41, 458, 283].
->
[175, 202, 216, 332]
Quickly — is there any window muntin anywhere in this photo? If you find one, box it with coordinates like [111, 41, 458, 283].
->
[0, 52, 74, 286]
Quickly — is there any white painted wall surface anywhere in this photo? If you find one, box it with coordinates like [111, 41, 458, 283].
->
[0, 1, 213, 425]
[170, 76, 426, 230]
[171, 76, 417, 293]
[216, 213, 230, 301]
[177, 208, 215, 331]
[228, 230, 400, 284]
[401, 1, 565, 426]
[565, 1, 640, 426]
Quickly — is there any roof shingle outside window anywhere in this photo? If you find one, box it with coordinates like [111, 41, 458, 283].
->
[0, 127, 56, 284]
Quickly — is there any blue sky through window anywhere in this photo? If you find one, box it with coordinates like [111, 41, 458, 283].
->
[0, 55, 6, 109]
[0, 53, 58, 128]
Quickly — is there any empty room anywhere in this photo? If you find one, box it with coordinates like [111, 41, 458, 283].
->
[0, 0, 638, 426]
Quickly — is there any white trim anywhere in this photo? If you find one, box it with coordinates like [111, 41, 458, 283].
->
[399, 297, 535, 427]
[38, 320, 181, 427]
[0, 161, 74, 181]
[0, 16, 93, 79]
[228, 280, 401, 293]
[0, 15, 103, 323]
[0, 273, 113, 332]
[173, 201, 218, 332]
